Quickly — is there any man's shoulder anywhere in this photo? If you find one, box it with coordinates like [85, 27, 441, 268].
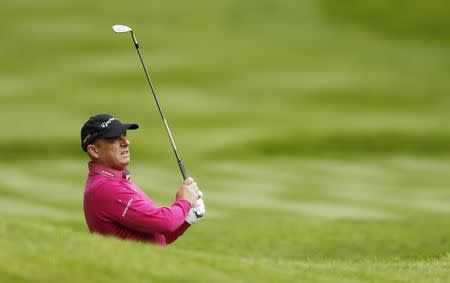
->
[86, 174, 131, 196]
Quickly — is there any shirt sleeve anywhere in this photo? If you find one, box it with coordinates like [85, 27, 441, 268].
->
[97, 181, 192, 234]
[163, 221, 191, 245]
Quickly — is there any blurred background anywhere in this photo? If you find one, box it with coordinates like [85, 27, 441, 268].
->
[1, 0, 449, 282]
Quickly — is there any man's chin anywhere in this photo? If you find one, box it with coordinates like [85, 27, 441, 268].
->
[113, 159, 130, 171]
[120, 159, 130, 169]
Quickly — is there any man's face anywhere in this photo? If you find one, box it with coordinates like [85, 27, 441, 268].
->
[89, 133, 131, 170]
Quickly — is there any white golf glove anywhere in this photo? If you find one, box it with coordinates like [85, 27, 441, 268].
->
[186, 190, 206, 225]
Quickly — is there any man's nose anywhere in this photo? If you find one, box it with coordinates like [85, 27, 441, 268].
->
[121, 136, 130, 146]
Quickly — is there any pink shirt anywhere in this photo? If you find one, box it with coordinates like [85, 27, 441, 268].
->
[83, 162, 191, 246]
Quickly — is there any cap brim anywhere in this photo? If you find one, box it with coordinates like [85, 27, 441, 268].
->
[102, 123, 139, 138]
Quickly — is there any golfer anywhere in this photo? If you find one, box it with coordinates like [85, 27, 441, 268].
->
[81, 114, 205, 246]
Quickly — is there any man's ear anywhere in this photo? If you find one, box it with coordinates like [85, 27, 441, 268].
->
[87, 144, 100, 159]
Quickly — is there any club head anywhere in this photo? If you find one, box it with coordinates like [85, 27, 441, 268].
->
[112, 25, 133, 33]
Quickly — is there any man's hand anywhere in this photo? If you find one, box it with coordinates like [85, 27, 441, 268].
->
[176, 177, 199, 206]
[186, 190, 206, 225]
[193, 191, 205, 217]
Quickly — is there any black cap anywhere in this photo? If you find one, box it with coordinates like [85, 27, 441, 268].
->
[81, 114, 139, 152]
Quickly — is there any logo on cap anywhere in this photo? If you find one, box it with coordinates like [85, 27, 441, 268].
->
[101, 117, 116, 128]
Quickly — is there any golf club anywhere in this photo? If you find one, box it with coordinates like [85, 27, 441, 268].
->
[112, 24, 189, 181]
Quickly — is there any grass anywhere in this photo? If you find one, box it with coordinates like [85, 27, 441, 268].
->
[0, 0, 449, 282]
[0, 157, 449, 282]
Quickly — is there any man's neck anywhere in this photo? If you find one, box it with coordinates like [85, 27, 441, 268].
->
[91, 160, 127, 172]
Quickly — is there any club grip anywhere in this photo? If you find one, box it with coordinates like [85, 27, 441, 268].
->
[178, 160, 189, 180]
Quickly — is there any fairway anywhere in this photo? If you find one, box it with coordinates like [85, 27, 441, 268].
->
[1, 1, 449, 282]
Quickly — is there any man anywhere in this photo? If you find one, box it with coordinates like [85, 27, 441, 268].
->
[80, 114, 205, 246]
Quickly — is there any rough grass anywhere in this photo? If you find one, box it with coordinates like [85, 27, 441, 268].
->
[1, 0, 449, 282]
[0, 157, 449, 282]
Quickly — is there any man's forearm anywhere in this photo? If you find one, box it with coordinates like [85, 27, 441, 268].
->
[114, 197, 192, 234]
[163, 221, 191, 245]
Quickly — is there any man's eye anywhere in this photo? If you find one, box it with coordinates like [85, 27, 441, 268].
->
[107, 137, 119, 143]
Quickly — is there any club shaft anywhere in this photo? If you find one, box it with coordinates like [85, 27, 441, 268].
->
[130, 33, 188, 180]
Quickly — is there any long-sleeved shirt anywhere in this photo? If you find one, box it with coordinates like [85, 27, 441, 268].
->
[83, 162, 191, 246]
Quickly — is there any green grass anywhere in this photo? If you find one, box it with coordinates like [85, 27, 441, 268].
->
[1, 0, 449, 282]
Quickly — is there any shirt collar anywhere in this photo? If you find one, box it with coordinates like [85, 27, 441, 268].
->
[88, 162, 132, 180]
